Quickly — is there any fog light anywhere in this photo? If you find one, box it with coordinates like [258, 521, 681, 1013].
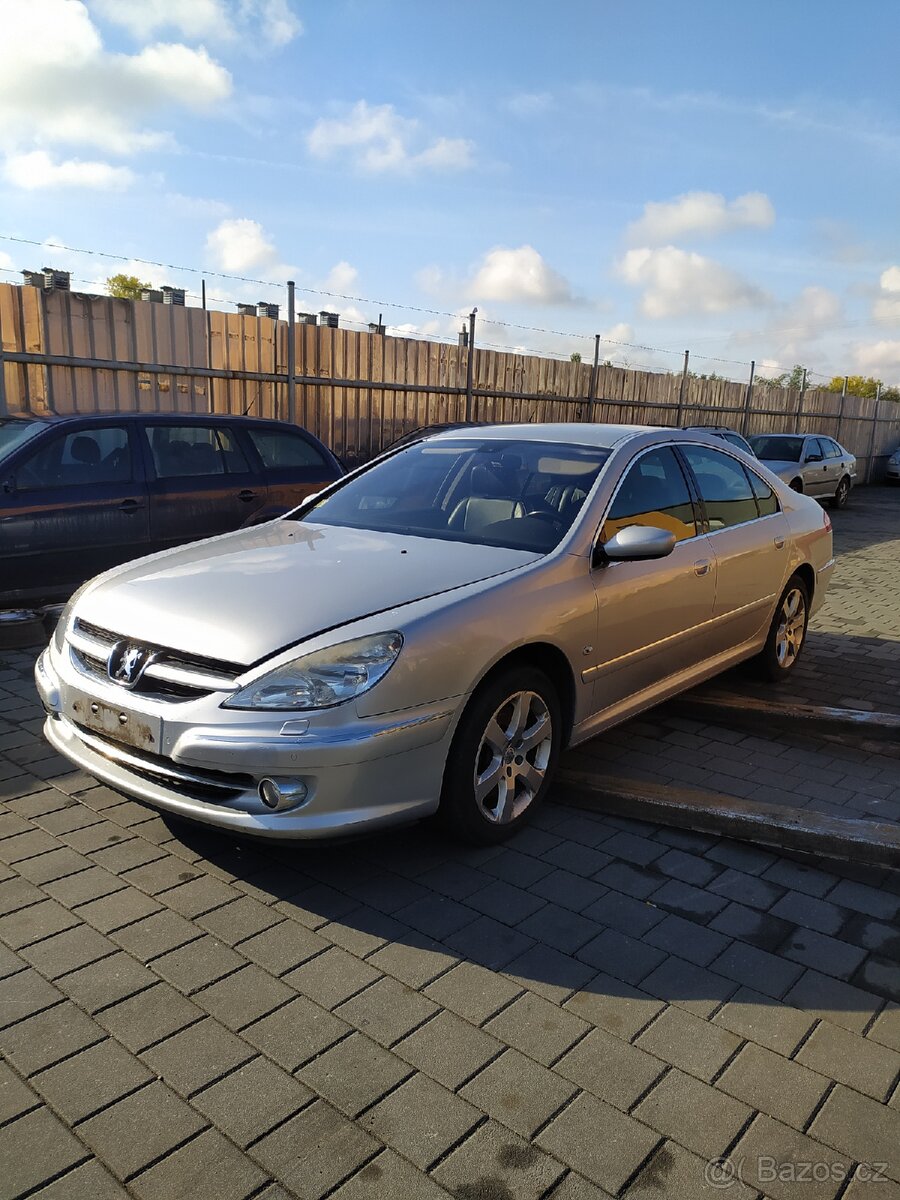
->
[258, 778, 308, 812]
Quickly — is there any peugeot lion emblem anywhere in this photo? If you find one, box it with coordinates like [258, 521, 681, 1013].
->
[107, 642, 149, 688]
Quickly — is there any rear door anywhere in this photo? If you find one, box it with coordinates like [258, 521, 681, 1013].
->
[0, 422, 149, 600]
[679, 444, 789, 651]
[821, 438, 846, 494]
[242, 424, 341, 512]
[587, 445, 716, 713]
[143, 421, 267, 553]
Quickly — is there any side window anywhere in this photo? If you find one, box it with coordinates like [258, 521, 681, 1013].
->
[17, 426, 131, 490]
[824, 439, 842, 459]
[247, 428, 327, 470]
[805, 438, 825, 462]
[747, 470, 779, 517]
[723, 433, 752, 454]
[603, 447, 697, 544]
[214, 427, 251, 474]
[680, 445, 759, 531]
[149, 425, 225, 479]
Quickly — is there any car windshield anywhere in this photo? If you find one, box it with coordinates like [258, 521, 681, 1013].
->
[295, 438, 611, 553]
[0, 418, 44, 462]
[750, 435, 804, 462]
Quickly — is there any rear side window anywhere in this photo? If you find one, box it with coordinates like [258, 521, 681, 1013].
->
[248, 428, 327, 470]
[824, 439, 842, 459]
[680, 445, 759, 531]
[17, 426, 131, 489]
[603, 447, 697, 543]
[723, 432, 753, 454]
[148, 425, 249, 478]
[748, 471, 779, 517]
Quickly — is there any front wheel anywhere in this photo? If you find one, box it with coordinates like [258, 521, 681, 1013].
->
[437, 666, 561, 843]
[754, 575, 810, 682]
[830, 476, 851, 509]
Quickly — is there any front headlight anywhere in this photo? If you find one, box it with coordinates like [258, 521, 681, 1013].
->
[52, 581, 92, 654]
[223, 632, 403, 711]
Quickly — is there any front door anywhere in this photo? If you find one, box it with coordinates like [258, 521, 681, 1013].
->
[1, 423, 150, 602]
[142, 422, 268, 553]
[587, 445, 717, 714]
[802, 438, 831, 497]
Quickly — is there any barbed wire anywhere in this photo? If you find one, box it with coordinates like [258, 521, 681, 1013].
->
[0, 236, 858, 384]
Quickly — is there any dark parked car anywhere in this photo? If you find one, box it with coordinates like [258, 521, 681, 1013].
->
[0, 413, 343, 608]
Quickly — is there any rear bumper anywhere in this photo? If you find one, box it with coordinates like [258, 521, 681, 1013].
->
[36, 647, 457, 839]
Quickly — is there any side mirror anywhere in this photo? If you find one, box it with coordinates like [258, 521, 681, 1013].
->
[1, 477, 15, 496]
[597, 525, 677, 565]
[805, 453, 823, 463]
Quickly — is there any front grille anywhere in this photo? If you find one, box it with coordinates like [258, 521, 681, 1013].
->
[74, 722, 253, 803]
[69, 618, 244, 701]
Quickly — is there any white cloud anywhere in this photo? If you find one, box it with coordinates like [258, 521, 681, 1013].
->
[307, 101, 474, 174]
[504, 92, 554, 117]
[318, 261, 359, 294]
[852, 340, 900, 381]
[617, 245, 769, 318]
[89, 0, 302, 47]
[873, 265, 900, 323]
[0, 0, 232, 156]
[470, 245, 575, 305]
[881, 266, 900, 293]
[206, 218, 281, 274]
[627, 191, 775, 244]
[3, 150, 135, 190]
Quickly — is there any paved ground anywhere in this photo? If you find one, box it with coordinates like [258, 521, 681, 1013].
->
[1, 487, 899, 1199]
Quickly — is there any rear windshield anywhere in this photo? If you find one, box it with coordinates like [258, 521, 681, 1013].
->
[749, 435, 804, 462]
[0, 419, 44, 462]
[294, 439, 611, 553]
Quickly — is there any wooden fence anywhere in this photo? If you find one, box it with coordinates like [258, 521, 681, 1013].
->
[2, 283, 899, 478]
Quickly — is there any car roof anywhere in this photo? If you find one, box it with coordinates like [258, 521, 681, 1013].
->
[2, 412, 301, 428]
[425, 422, 659, 450]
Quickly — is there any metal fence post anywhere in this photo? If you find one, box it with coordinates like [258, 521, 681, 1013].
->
[0, 347, 7, 417]
[464, 308, 477, 422]
[866, 387, 881, 483]
[740, 359, 755, 434]
[287, 280, 296, 425]
[836, 375, 848, 447]
[587, 333, 600, 419]
[675, 350, 689, 425]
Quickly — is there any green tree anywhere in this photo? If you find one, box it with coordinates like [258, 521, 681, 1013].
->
[106, 273, 151, 300]
[570, 351, 582, 363]
[756, 364, 808, 389]
[825, 374, 880, 399]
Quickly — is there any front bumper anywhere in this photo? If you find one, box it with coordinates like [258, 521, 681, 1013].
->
[36, 646, 458, 839]
[886, 461, 900, 480]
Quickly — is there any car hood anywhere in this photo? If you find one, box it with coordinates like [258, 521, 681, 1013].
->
[757, 458, 802, 477]
[76, 521, 540, 665]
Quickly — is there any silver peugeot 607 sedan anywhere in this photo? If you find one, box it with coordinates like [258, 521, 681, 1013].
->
[35, 424, 834, 843]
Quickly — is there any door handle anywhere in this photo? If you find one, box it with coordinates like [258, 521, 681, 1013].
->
[693, 559, 711, 576]
[774, 535, 785, 549]
[237, 490, 258, 502]
[118, 499, 143, 513]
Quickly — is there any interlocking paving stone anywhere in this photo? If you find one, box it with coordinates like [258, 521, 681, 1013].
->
[809, 1084, 900, 1183]
[782, 926, 869, 981]
[129, 1128, 269, 1200]
[868, 1003, 900, 1053]
[0, 999, 105, 1074]
[564, 974, 664, 1041]
[537, 1091, 660, 1194]
[299, 1030, 412, 1117]
[78, 1081, 206, 1180]
[433, 1120, 566, 1200]
[141, 1017, 255, 1096]
[330, 1149, 453, 1200]
[577, 927, 667, 986]
[783, 968, 884, 1035]
[360, 1072, 481, 1169]
[711, 940, 805, 999]
[445, 913, 537, 970]
[109, 910, 201, 962]
[423, 960, 521, 1024]
[393, 1008, 502, 1089]
[731, 1112, 853, 1200]
[19, 923, 117, 980]
[29, 1158, 130, 1199]
[32, 1036, 153, 1122]
[76, 887, 163, 933]
[0, 964, 63, 1027]
[460, 1047, 577, 1137]
[503, 942, 597, 1005]
[193, 1055, 313, 1148]
[194, 962, 295, 1030]
[796, 1019, 900, 1101]
[635, 1006, 741, 1082]
[485, 988, 589, 1066]
[716, 1040, 830, 1129]
[640, 911, 731, 967]
[335, 975, 438, 1047]
[633, 1067, 751, 1159]
[0, 1106, 89, 1196]
[284, 945, 381, 1009]
[711, 985, 817, 1055]
[622, 1139, 757, 1200]
[236, 918, 328, 975]
[151, 934, 245, 994]
[241, 994, 349, 1071]
[0, 896, 80, 948]
[55, 949, 156, 1013]
[95, 982, 203, 1053]
[250, 1098, 379, 1198]
[0, 1058, 40, 1123]
[554, 1026, 665, 1111]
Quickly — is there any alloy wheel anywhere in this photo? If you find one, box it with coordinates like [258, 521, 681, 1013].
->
[473, 690, 553, 824]
[775, 587, 806, 668]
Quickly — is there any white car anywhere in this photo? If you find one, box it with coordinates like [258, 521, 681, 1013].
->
[749, 433, 856, 508]
[887, 447, 900, 482]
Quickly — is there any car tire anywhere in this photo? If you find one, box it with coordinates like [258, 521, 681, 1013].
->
[830, 476, 851, 509]
[437, 666, 561, 844]
[789, 478, 803, 492]
[754, 574, 810, 682]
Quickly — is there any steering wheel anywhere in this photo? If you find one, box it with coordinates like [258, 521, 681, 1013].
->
[526, 508, 564, 525]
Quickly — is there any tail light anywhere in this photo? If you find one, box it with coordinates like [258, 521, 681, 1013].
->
[822, 510, 832, 532]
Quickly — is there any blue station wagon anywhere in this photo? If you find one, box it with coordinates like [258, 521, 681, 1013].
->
[0, 413, 343, 608]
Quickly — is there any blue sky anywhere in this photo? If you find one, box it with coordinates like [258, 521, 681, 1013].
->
[1, 0, 899, 383]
